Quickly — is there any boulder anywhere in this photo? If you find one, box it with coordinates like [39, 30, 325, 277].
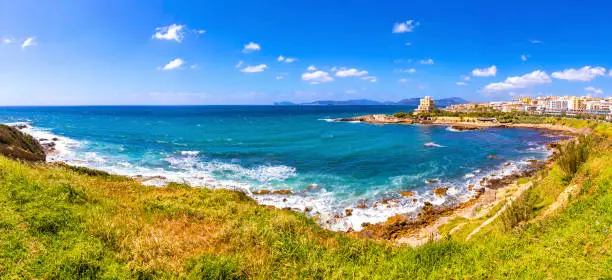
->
[399, 191, 415, 197]
[345, 209, 353, 216]
[433, 187, 449, 197]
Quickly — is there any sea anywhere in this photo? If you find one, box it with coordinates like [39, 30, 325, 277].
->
[0, 106, 561, 231]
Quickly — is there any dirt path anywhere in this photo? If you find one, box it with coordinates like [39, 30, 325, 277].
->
[465, 181, 533, 241]
[536, 184, 578, 220]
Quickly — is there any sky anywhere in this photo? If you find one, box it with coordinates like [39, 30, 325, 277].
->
[1, 0, 612, 105]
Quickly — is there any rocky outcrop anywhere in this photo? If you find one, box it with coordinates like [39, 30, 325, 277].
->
[399, 191, 415, 197]
[450, 124, 483, 131]
[336, 114, 414, 124]
[0, 124, 46, 162]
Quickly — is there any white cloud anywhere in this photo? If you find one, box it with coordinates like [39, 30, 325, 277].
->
[405, 42, 412, 46]
[483, 70, 551, 92]
[277, 55, 297, 63]
[240, 64, 268, 73]
[398, 78, 409, 83]
[418, 85, 426, 90]
[335, 68, 368, 77]
[609, 70, 612, 76]
[361, 76, 377, 82]
[551, 66, 607, 82]
[153, 24, 185, 42]
[393, 20, 419, 33]
[190, 64, 198, 69]
[276, 76, 284, 80]
[521, 54, 528, 61]
[530, 39, 543, 44]
[419, 58, 434, 65]
[460, 75, 471, 81]
[196, 30, 206, 34]
[472, 65, 497, 77]
[405, 68, 416, 73]
[345, 89, 357, 94]
[160, 58, 184, 70]
[235, 60, 244, 68]
[21, 37, 36, 49]
[307, 65, 317, 71]
[302, 70, 334, 83]
[456, 81, 468, 86]
[585, 86, 603, 95]
[243, 42, 261, 53]
[2, 37, 12, 44]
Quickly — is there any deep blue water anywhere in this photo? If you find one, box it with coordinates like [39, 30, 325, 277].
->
[0, 106, 559, 230]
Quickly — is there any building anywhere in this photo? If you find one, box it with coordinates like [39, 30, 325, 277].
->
[414, 96, 436, 114]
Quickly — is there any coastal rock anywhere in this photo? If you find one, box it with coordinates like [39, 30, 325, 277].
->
[337, 114, 413, 124]
[252, 190, 272, 195]
[355, 203, 368, 209]
[426, 179, 440, 184]
[345, 209, 353, 216]
[488, 155, 497, 159]
[433, 187, 449, 197]
[272, 189, 293, 195]
[450, 124, 483, 131]
[399, 191, 415, 197]
[504, 162, 511, 166]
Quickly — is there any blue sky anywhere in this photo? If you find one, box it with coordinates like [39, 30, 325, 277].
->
[1, 0, 612, 105]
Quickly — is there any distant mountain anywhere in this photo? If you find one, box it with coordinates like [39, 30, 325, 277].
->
[274, 97, 469, 107]
[300, 99, 383, 106]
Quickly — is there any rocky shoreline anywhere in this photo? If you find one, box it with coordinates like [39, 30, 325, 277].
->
[336, 114, 591, 135]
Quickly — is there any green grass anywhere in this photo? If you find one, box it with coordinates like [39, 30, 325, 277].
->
[0, 120, 610, 279]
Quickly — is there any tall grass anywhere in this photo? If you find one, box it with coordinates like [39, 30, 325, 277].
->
[556, 136, 591, 179]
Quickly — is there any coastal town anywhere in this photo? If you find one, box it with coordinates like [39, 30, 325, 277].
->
[437, 95, 612, 121]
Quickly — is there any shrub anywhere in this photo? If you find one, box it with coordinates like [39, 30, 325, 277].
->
[556, 136, 591, 179]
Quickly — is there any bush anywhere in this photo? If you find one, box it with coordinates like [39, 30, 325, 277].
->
[557, 136, 591, 179]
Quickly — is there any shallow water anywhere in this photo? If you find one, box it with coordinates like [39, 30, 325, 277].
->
[0, 106, 561, 230]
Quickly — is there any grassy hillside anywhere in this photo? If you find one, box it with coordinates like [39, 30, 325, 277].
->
[0, 120, 610, 279]
[0, 125, 45, 162]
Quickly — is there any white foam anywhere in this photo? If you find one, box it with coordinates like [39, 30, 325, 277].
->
[180, 150, 200, 156]
[424, 142, 447, 148]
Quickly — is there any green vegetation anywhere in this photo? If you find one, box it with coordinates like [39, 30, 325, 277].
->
[0, 120, 610, 279]
[0, 125, 45, 162]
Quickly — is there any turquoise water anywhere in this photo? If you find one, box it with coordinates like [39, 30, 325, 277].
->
[0, 106, 560, 230]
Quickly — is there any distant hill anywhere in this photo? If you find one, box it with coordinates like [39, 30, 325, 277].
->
[274, 97, 469, 107]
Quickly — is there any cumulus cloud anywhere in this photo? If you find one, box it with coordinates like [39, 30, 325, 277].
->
[160, 58, 184, 70]
[335, 68, 368, 77]
[361, 76, 377, 82]
[21, 37, 36, 49]
[521, 54, 528, 61]
[551, 66, 607, 82]
[460, 75, 471, 81]
[243, 42, 261, 53]
[153, 24, 185, 42]
[302, 70, 334, 84]
[456, 81, 468, 86]
[419, 58, 434, 65]
[585, 86, 603, 95]
[483, 70, 551, 92]
[240, 64, 268, 73]
[393, 20, 419, 33]
[472, 65, 497, 77]
[307, 65, 317, 71]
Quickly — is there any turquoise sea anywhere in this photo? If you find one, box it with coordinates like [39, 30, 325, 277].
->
[0, 106, 561, 230]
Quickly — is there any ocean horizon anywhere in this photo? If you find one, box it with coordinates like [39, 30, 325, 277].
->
[0, 105, 561, 230]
